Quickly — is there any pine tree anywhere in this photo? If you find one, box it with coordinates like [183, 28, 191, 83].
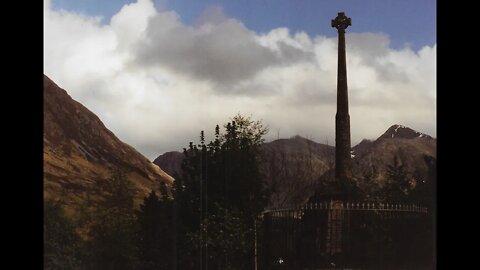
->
[174, 114, 269, 269]
[44, 200, 82, 270]
[85, 170, 138, 270]
[383, 156, 411, 203]
[136, 189, 174, 270]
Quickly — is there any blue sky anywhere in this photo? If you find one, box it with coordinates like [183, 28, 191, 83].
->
[51, 0, 435, 51]
[45, 0, 436, 159]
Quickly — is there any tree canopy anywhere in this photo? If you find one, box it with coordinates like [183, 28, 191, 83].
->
[173, 114, 269, 269]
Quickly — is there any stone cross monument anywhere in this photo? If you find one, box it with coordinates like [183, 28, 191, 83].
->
[332, 12, 352, 183]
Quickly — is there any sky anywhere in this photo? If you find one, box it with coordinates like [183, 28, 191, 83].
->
[44, 0, 436, 160]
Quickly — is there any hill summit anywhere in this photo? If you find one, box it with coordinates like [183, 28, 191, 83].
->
[44, 75, 173, 210]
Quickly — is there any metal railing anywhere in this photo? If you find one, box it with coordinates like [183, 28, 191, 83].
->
[260, 201, 433, 269]
[264, 201, 428, 214]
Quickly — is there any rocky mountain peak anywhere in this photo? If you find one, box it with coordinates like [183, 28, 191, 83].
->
[377, 124, 433, 140]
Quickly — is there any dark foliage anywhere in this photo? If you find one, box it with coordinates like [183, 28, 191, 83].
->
[44, 200, 82, 270]
[136, 188, 174, 270]
[173, 114, 269, 269]
[82, 170, 139, 270]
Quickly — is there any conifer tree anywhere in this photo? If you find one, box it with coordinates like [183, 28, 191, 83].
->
[44, 200, 82, 270]
[174, 114, 269, 269]
[85, 170, 138, 270]
[136, 188, 174, 270]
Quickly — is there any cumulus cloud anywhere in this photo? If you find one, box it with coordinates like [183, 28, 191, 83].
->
[44, 0, 436, 160]
[135, 8, 313, 88]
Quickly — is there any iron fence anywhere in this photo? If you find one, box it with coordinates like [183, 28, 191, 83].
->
[260, 201, 433, 270]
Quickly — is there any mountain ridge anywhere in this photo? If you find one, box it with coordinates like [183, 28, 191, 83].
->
[44, 75, 173, 211]
[153, 125, 436, 207]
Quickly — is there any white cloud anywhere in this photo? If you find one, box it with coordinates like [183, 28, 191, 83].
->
[44, 0, 436, 160]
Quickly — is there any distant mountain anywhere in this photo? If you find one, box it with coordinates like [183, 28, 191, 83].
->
[351, 124, 436, 191]
[261, 136, 335, 207]
[153, 151, 184, 177]
[376, 124, 433, 140]
[153, 135, 335, 207]
[44, 75, 173, 211]
[154, 125, 435, 208]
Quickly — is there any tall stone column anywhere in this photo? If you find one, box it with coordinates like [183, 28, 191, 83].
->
[332, 12, 352, 183]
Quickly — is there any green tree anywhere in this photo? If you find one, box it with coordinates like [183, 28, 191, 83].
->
[44, 200, 82, 270]
[361, 165, 381, 201]
[84, 170, 138, 270]
[174, 114, 269, 269]
[410, 155, 436, 209]
[136, 188, 174, 270]
[188, 204, 253, 270]
[382, 156, 411, 203]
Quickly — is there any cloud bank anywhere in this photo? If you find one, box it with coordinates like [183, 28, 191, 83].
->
[44, 0, 436, 160]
